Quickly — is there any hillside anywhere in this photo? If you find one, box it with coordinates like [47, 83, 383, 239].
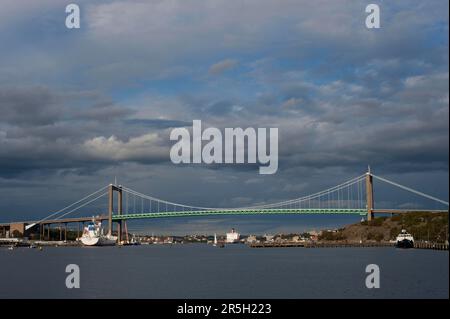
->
[319, 212, 449, 243]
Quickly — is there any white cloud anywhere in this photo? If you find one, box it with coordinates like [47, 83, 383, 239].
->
[83, 133, 168, 162]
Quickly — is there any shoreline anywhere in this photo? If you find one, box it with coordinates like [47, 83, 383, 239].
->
[1, 239, 448, 251]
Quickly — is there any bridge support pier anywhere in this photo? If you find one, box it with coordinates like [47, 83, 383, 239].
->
[366, 169, 374, 221]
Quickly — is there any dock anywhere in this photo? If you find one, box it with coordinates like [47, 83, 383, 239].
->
[249, 242, 306, 248]
[414, 241, 449, 250]
[0, 238, 80, 247]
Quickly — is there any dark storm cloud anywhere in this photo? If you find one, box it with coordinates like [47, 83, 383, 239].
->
[0, 87, 62, 125]
[76, 101, 132, 122]
[0, 86, 171, 177]
[123, 119, 192, 129]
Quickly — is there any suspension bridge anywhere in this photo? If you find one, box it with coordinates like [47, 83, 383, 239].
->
[0, 168, 448, 242]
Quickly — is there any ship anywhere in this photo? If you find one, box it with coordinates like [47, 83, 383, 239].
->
[226, 228, 240, 243]
[396, 229, 414, 248]
[79, 219, 117, 246]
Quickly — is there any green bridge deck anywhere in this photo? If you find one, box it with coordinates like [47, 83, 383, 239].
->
[111, 208, 367, 220]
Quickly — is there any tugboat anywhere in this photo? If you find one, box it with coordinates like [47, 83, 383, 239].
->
[78, 219, 117, 246]
[396, 229, 414, 248]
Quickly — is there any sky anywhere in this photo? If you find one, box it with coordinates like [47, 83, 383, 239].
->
[0, 0, 448, 235]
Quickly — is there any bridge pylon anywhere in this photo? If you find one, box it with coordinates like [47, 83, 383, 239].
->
[108, 184, 123, 240]
[366, 167, 374, 221]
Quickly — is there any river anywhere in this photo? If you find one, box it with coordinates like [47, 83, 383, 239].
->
[0, 244, 448, 298]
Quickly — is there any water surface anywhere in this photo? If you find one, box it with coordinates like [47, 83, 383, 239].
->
[0, 245, 447, 298]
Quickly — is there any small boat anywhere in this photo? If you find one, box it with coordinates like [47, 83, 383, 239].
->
[212, 234, 225, 247]
[213, 233, 218, 247]
[396, 229, 414, 248]
[8, 245, 15, 250]
[29, 244, 36, 249]
[130, 237, 141, 245]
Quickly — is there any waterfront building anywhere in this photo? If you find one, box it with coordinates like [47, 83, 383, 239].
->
[246, 235, 257, 243]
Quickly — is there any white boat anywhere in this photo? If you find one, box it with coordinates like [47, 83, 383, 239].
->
[226, 228, 240, 243]
[79, 220, 116, 246]
[396, 229, 414, 248]
[130, 236, 141, 245]
[213, 233, 225, 248]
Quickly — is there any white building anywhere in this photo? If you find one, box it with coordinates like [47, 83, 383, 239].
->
[226, 228, 240, 243]
[246, 235, 257, 243]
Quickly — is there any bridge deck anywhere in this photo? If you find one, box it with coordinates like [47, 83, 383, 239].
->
[111, 208, 367, 220]
[2, 209, 448, 227]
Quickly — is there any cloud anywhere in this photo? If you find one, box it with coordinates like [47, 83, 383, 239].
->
[76, 101, 132, 121]
[83, 133, 169, 163]
[208, 59, 238, 75]
[0, 86, 173, 177]
[0, 87, 62, 125]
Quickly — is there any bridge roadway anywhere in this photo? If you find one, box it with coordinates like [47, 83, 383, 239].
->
[1, 208, 367, 228]
[1, 208, 448, 230]
[110, 208, 448, 220]
[111, 208, 367, 220]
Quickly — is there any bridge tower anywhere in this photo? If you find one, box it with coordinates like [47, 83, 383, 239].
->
[116, 185, 123, 243]
[366, 166, 374, 221]
[108, 184, 123, 240]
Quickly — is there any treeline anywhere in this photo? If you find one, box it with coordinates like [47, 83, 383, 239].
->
[390, 212, 448, 242]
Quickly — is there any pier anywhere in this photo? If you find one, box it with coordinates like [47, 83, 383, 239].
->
[249, 241, 448, 250]
[414, 241, 449, 251]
